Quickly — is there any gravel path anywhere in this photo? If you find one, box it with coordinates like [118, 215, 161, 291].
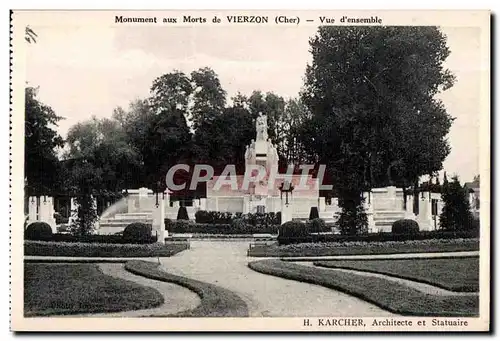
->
[72, 263, 200, 317]
[297, 262, 477, 297]
[159, 241, 395, 317]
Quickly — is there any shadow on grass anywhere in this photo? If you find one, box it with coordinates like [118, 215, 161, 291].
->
[124, 260, 249, 317]
[248, 259, 479, 317]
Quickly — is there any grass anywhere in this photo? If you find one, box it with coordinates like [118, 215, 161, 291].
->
[125, 260, 249, 317]
[25, 241, 189, 257]
[24, 264, 164, 316]
[314, 257, 479, 292]
[248, 259, 479, 317]
[247, 238, 479, 257]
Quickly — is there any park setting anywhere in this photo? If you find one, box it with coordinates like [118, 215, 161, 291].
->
[23, 23, 482, 318]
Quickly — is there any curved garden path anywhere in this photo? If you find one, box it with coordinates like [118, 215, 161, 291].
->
[74, 263, 200, 317]
[159, 241, 395, 317]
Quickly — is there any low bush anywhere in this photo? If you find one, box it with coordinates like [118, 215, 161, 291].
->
[392, 219, 420, 235]
[177, 207, 190, 220]
[307, 218, 327, 232]
[24, 240, 189, 257]
[167, 220, 279, 235]
[122, 222, 153, 243]
[278, 221, 309, 242]
[25, 222, 53, 241]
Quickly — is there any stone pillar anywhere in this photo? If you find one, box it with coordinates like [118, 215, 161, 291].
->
[281, 199, 293, 224]
[243, 196, 250, 214]
[153, 196, 166, 243]
[215, 197, 219, 212]
[319, 197, 326, 212]
[417, 192, 432, 231]
[200, 198, 207, 211]
[39, 196, 57, 233]
[405, 194, 417, 220]
[28, 196, 38, 223]
[364, 201, 376, 233]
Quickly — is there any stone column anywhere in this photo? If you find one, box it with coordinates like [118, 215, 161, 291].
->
[38, 196, 57, 232]
[417, 192, 432, 231]
[281, 199, 293, 224]
[153, 196, 166, 243]
[243, 196, 250, 214]
[199, 198, 207, 211]
[27, 196, 38, 223]
[319, 197, 326, 212]
[404, 194, 417, 220]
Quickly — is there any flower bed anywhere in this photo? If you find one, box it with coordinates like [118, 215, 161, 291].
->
[24, 240, 189, 258]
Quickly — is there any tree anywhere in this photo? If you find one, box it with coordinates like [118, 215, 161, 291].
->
[149, 71, 192, 115]
[439, 176, 474, 230]
[25, 87, 64, 196]
[301, 26, 455, 234]
[190, 67, 226, 130]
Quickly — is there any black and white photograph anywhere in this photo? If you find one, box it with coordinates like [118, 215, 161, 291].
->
[9, 9, 490, 332]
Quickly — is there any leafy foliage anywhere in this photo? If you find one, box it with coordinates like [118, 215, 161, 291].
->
[25, 87, 64, 196]
[300, 26, 455, 233]
[122, 222, 153, 243]
[440, 176, 475, 230]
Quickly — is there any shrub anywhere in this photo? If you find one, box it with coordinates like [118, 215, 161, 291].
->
[122, 223, 152, 243]
[392, 219, 420, 235]
[166, 220, 279, 235]
[25, 222, 53, 241]
[309, 207, 320, 220]
[177, 207, 190, 220]
[276, 212, 282, 225]
[195, 210, 213, 224]
[24, 240, 189, 257]
[278, 221, 309, 241]
[308, 218, 327, 232]
[440, 176, 474, 231]
[230, 218, 247, 232]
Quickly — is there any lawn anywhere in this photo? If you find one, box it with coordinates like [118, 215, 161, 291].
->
[314, 257, 479, 292]
[247, 238, 479, 257]
[248, 259, 479, 317]
[24, 263, 164, 316]
[125, 260, 249, 317]
[25, 240, 189, 257]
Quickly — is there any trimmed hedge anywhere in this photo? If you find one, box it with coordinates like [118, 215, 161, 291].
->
[24, 240, 189, 257]
[24, 233, 157, 244]
[276, 228, 480, 245]
[25, 222, 53, 241]
[166, 220, 279, 235]
[392, 219, 419, 235]
[123, 222, 153, 243]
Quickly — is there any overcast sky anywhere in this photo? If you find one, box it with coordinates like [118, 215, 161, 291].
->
[25, 25, 481, 182]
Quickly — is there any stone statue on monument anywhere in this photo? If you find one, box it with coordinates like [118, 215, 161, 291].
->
[256, 112, 268, 141]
